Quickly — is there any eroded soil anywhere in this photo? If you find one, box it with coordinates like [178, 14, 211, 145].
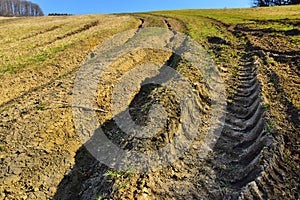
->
[0, 11, 299, 200]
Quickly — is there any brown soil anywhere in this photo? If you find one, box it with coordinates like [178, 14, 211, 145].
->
[51, 16, 300, 200]
[0, 13, 299, 200]
[0, 15, 141, 199]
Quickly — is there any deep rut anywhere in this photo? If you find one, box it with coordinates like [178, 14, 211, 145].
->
[1, 11, 298, 200]
[39, 21, 99, 47]
[197, 16, 293, 199]
[54, 16, 279, 199]
[213, 53, 274, 198]
[52, 16, 212, 199]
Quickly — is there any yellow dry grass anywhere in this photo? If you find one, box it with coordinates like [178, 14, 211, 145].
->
[0, 14, 140, 105]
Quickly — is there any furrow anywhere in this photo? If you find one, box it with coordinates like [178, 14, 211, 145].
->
[227, 98, 263, 119]
[213, 55, 274, 198]
[225, 105, 264, 132]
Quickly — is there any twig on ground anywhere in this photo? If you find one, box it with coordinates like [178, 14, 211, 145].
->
[53, 101, 108, 113]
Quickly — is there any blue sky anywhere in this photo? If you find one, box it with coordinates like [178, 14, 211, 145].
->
[30, 0, 251, 15]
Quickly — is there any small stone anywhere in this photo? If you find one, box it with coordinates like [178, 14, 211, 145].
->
[142, 188, 149, 194]
[12, 167, 22, 175]
[48, 186, 56, 194]
[5, 175, 20, 184]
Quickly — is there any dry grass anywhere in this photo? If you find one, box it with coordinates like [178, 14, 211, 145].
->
[0, 14, 140, 105]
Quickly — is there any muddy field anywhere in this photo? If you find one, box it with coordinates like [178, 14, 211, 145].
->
[0, 6, 299, 200]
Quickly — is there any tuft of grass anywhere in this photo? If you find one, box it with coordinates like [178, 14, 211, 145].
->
[104, 168, 134, 193]
[35, 105, 46, 111]
[1, 65, 16, 74]
[268, 82, 275, 87]
[291, 98, 300, 109]
[0, 144, 5, 152]
[262, 103, 271, 110]
[51, 45, 70, 54]
[265, 56, 277, 66]
[231, 70, 238, 77]
[221, 180, 231, 189]
[225, 165, 237, 172]
[265, 121, 275, 135]
[35, 55, 48, 62]
[104, 170, 123, 179]
[224, 181, 231, 188]
[104, 168, 133, 180]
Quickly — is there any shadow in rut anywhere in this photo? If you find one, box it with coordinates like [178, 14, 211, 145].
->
[268, 69, 300, 127]
[52, 142, 112, 200]
[53, 92, 179, 199]
[242, 37, 299, 127]
[53, 51, 185, 199]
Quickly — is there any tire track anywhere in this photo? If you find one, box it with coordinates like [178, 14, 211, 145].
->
[36, 21, 99, 47]
[21, 24, 64, 40]
[0, 17, 138, 108]
[52, 18, 149, 200]
[198, 17, 289, 199]
[53, 16, 213, 199]
[213, 53, 274, 198]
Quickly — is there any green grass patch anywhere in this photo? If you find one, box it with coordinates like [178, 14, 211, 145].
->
[104, 169, 133, 180]
[50, 44, 72, 54]
[265, 121, 275, 135]
[35, 105, 46, 111]
[1, 65, 16, 74]
[0, 144, 5, 152]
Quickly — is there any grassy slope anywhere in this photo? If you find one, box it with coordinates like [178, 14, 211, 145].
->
[0, 15, 140, 105]
[154, 4, 300, 23]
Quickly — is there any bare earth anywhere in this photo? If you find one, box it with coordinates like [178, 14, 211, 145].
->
[0, 6, 299, 200]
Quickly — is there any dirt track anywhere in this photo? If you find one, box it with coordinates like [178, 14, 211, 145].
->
[52, 16, 299, 199]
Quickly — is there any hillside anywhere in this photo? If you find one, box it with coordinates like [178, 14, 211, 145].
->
[0, 5, 299, 200]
